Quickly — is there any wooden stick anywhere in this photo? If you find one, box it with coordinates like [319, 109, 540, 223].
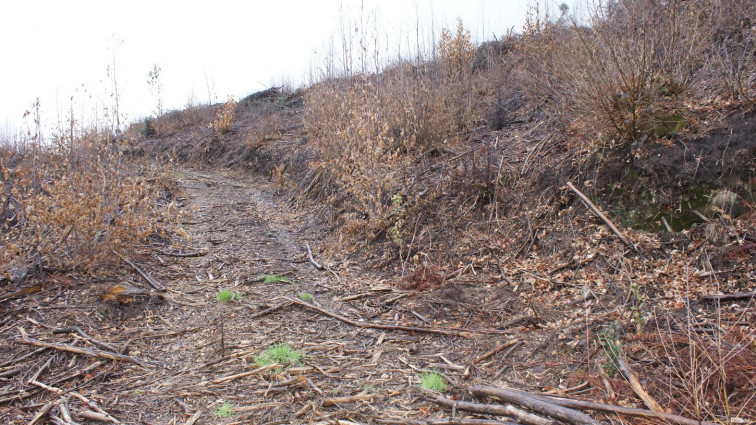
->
[184, 410, 203, 425]
[245, 301, 293, 319]
[537, 394, 716, 425]
[212, 363, 279, 384]
[322, 392, 372, 407]
[69, 392, 120, 423]
[566, 182, 636, 251]
[17, 327, 151, 368]
[284, 297, 519, 337]
[27, 401, 55, 425]
[426, 420, 519, 425]
[158, 249, 208, 258]
[58, 397, 74, 424]
[113, 251, 165, 292]
[72, 409, 119, 423]
[471, 340, 519, 365]
[700, 291, 755, 301]
[0, 284, 42, 304]
[305, 243, 325, 270]
[471, 386, 602, 425]
[433, 397, 555, 425]
[615, 354, 663, 413]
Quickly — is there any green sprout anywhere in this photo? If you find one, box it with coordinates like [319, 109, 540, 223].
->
[299, 292, 313, 302]
[255, 342, 303, 368]
[598, 320, 623, 377]
[261, 274, 292, 284]
[214, 402, 233, 418]
[420, 371, 447, 392]
[217, 289, 242, 303]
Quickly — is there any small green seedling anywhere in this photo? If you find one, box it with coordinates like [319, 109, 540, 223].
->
[299, 292, 313, 302]
[214, 402, 233, 418]
[420, 371, 447, 392]
[255, 342, 303, 368]
[261, 274, 292, 284]
[598, 320, 623, 377]
[216, 289, 242, 303]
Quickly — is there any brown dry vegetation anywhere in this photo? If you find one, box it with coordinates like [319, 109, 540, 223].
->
[1, 1, 755, 424]
[1, 131, 174, 281]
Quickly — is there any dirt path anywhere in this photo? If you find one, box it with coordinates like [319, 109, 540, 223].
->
[3, 169, 549, 424]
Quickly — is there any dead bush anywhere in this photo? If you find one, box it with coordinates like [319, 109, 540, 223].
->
[1, 133, 172, 280]
[305, 20, 479, 243]
[213, 97, 236, 136]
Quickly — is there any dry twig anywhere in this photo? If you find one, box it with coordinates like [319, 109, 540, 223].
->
[566, 182, 636, 251]
[17, 327, 150, 368]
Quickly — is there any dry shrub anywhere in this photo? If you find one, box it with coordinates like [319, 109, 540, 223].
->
[155, 106, 212, 137]
[705, 0, 756, 105]
[571, 1, 713, 141]
[1, 133, 171, 280]
[245, 102, 283, 147]
[503, 0, 755, 143]
[305, 72, 449, 228]
[439, 19, 477, 131]
[305, 21, 478, 240]
[641, 309, 756, 422]
[213, 97, 236, 136]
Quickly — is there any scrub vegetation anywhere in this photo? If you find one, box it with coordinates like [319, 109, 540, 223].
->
[1, 1, 754, 424]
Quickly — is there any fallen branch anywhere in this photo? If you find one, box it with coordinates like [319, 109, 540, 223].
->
[72, 409, 119, 423]
[615, 354, 663, 413]
[17, 327, 151, 368]
[284, 297, 520, 337]
[184, 410, 203, 425]
[158, 249, 208, 258]
[471, 340, 520, 365]
[471, 386, 602, 425]
[323, 391, 373, 407]
[70, 391, 121, 423]
[700, 291, 755, 301]
[113, 251, 165, 292]
[305, 243, 325, 270]
[433, 396, 555, 425]
[537, 394, 716, 425]
[566, 182, 636, 251]
[426, 420, 519, 425]
[246, 301, 293, 320]
[0, 284, 42, 305]
[28, 401, 55, 425]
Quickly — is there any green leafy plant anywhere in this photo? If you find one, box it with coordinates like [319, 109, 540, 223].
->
[255, 342, 303, 368]
[261, 274, 292, 284]
[216, 289, 242, 303]
[598, 321, 622, 378]
[214, 402, 233, 418]
[420, 370, 447, 392]
[299, 292, 313, 302]
[628, 281, 646, 332]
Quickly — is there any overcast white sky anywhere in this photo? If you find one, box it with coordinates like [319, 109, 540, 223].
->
[0, 0, 574, 136]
